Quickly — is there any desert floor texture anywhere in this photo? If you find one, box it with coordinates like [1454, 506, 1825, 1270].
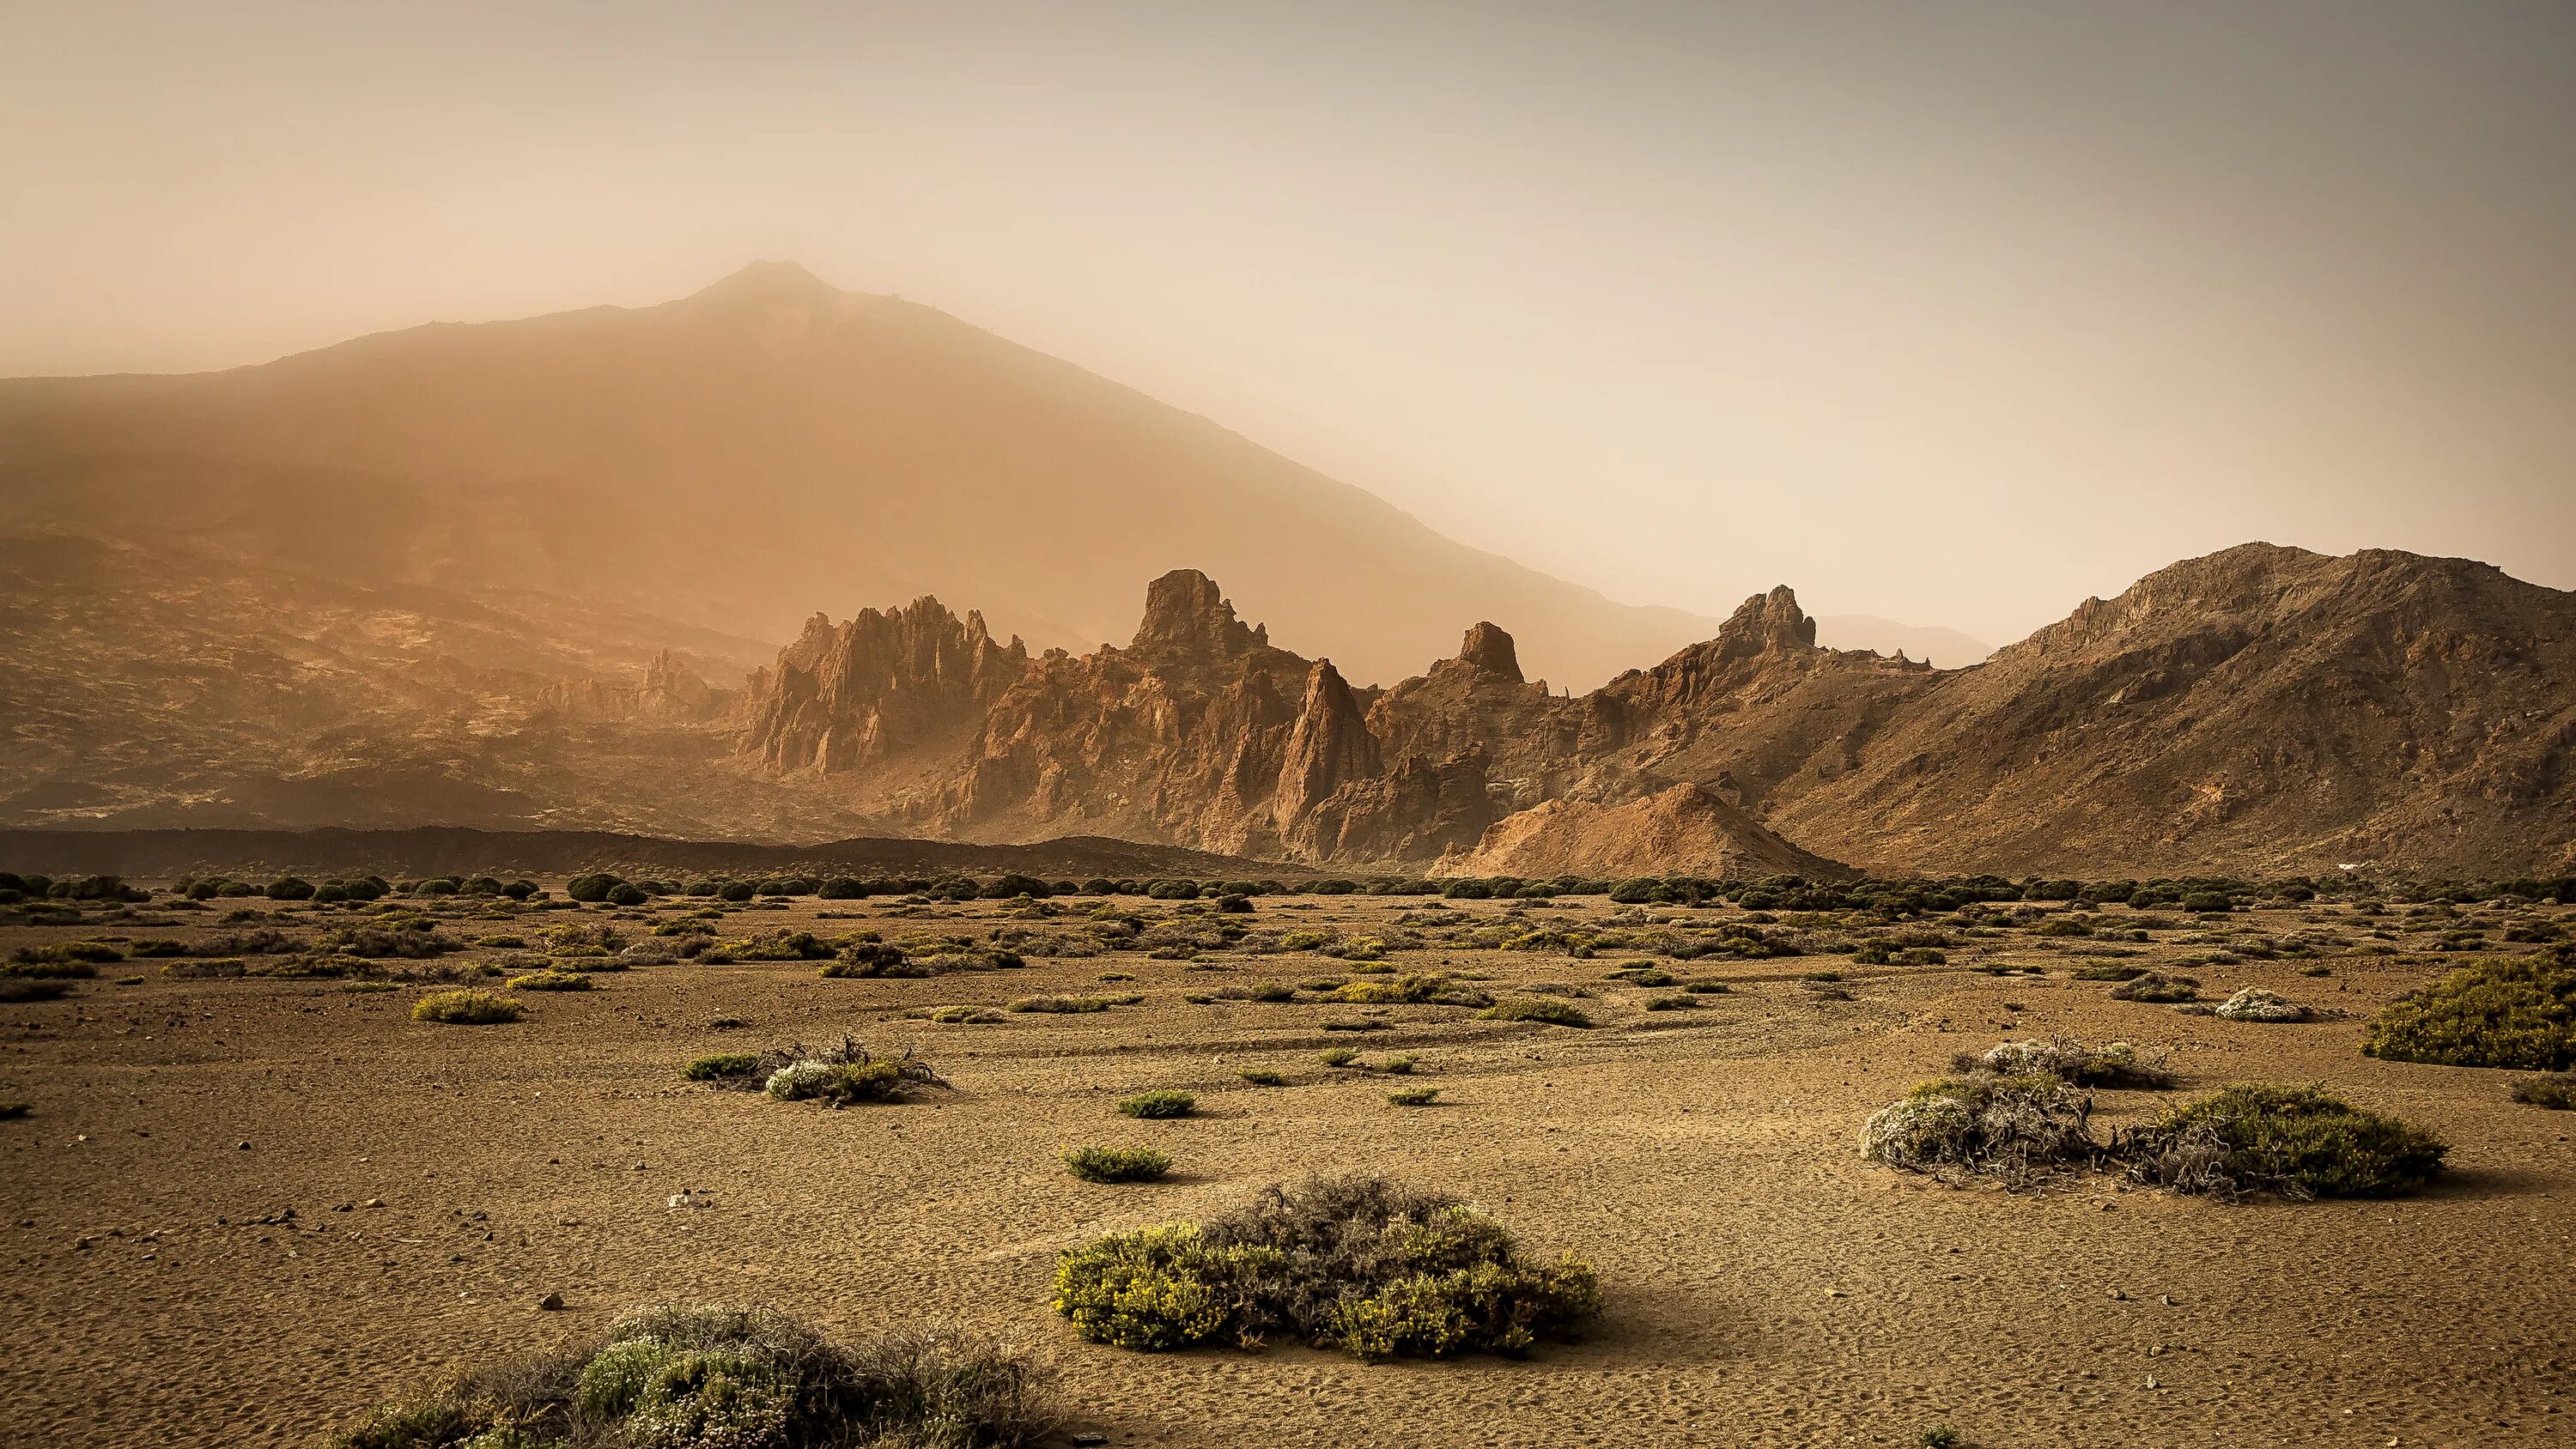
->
[3, 888, 2572, 1448]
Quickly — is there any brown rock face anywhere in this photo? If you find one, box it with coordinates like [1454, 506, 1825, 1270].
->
[1436, 784, 1853, 880]
[734, 545, 2576, 876]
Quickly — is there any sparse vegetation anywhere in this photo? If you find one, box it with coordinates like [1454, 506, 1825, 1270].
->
[1480, 997, 1594, 1028]
[1116, 1090, 1196, 1119]
[2512, 1071, 2576, 1109]
[2109, 971, 2201, 1003]
[1237, 1068, 1286, 1087]
[1063, 1145, 1172, 1183]
[1318, 1047, 1360, 1068]
[2213, 987, 2308, 1022]
[1861, 1076, 2100, 1186]
[2121, 1084, 2446, 1199]
[411, 990, 523, 1025]
[1006, 995, 1111, 1014]
[2363, 953, 2576, 1070]
[321, 1302, 1053, 1449]
[763, 1039, 946, 1106]
[1386, 1086, 1440, 1106]
[1952, 1037, 2175, 1089]
[682, 1053, 761, 1082]
[506, 969, 592, 992]
[1050, 1174, 1599, 1360]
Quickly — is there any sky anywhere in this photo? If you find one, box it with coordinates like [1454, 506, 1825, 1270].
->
[4, 0, 2572, 646]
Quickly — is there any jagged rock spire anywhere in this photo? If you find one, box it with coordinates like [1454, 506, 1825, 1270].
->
[1457, 621, 1522, 682]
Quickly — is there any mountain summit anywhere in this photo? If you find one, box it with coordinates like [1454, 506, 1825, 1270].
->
[0, 264, 1710, 690]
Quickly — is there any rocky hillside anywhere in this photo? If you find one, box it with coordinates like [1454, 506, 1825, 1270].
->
[736, 545, 2576, 876]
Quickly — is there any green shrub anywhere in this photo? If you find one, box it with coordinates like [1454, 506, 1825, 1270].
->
[1051, 1176, 1597, 1361]
[2122, 1084, 2445, 1198]
[1481, 998, 1594, 1028]
[683, 1053, 761, 1082]
[507, 970, 592, 992]
[411, 990, 523, 1025]
[927, 1005, 1005, 1024]
[1117, 1091, 1195, 1119]
[1318, 1047, 1360, 1068]
[1007, 995, 1111, 1014]
[2512, 1071, 2576, 1109]
[2109, 972, 2200, 1003]
[1063, 1145, 1173, 1184]
[1386, 1087, 1441, 1106]
[1641, 994, 1699, 1011]
[1237, 1069, 1286, 1087]
[1862, 1076, 2099, 1185]
[2362, 955, 2576, 1070]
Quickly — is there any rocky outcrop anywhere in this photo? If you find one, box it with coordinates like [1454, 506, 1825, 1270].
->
[1434, 783, 1855, 880]
[734, 546, 2576, 876]
[540, 651, 727, 724]
[736, 599, 1030, 773]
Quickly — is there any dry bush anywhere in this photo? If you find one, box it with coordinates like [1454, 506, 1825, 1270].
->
[762, 1037, 947, 1106]
[2119, 1084, 2446, 1199]
[2109, 972, 2201, 1003]
[1860, 1076, 2101, 1186]
[322, 1302, 1052, 1449]
[1951, 1037, 2174, 1089]
[2213, 988, 2309, 1022]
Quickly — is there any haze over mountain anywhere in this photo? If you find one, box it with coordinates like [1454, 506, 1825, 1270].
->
[0, 262, 1711, 692]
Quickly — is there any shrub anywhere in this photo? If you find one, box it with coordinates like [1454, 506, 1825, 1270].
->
[1332, 973, 1490, 1007]
[565, 873, 623, 903]
[1063, 1146, 1173, 1184]
[0, 979, 74, 1003]
[1861, 1076, 2099, 1186]
[2214, 988, 2309, 1022]
[1642, 994, 1699, 1011]
[2071, 964, 2148, 981]
[2121, 1084, 2445, 1198]
[2110, 972, 2200, 1003]
[507, 970, 592, 992]
[764, 1041, 945, 1106]
[1237, 1069, 1286, 1086]
[411, 990, 523, 1025]
[1050, 1175, 1598, 1361]
[0, 1101, 27, 1119]
[2362, 955, 2576, 1070]
[1117, 1090, 1196, 1119]
[329, 1302, 1053, 1449]
[2512, 1071, 2576, 1109]
[12, 940, 122, 968]
[1318, 1047, 1360, 1068]
[820, 942, 913, 978]
[1481, 998, 1594, 1028]
[671, 1051, 760, 1083]
[1386, 1087, 1441, 1106]
[1007, 995, 1110, 1014]
[927, 1005, 1005, 1024]
[1953, 1038, 2175, 1089]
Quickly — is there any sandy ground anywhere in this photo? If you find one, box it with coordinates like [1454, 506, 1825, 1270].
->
[2, 890, 2571, 1448]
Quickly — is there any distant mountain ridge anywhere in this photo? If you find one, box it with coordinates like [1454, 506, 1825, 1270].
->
[0, 260, 1712, 690]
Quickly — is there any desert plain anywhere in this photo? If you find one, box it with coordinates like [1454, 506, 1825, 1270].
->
[3, 883, 2572, 1449]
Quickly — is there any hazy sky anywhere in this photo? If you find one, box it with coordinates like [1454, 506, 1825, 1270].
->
[6, 1, 2572, 644]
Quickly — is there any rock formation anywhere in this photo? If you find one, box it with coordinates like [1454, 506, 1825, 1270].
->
[735, 545, 2576, 876]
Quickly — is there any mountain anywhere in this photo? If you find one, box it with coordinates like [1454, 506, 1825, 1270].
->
[0, 261, 1711, 691]
[1813, 615, 1993, 668]
[730, 545, 2576, 877]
